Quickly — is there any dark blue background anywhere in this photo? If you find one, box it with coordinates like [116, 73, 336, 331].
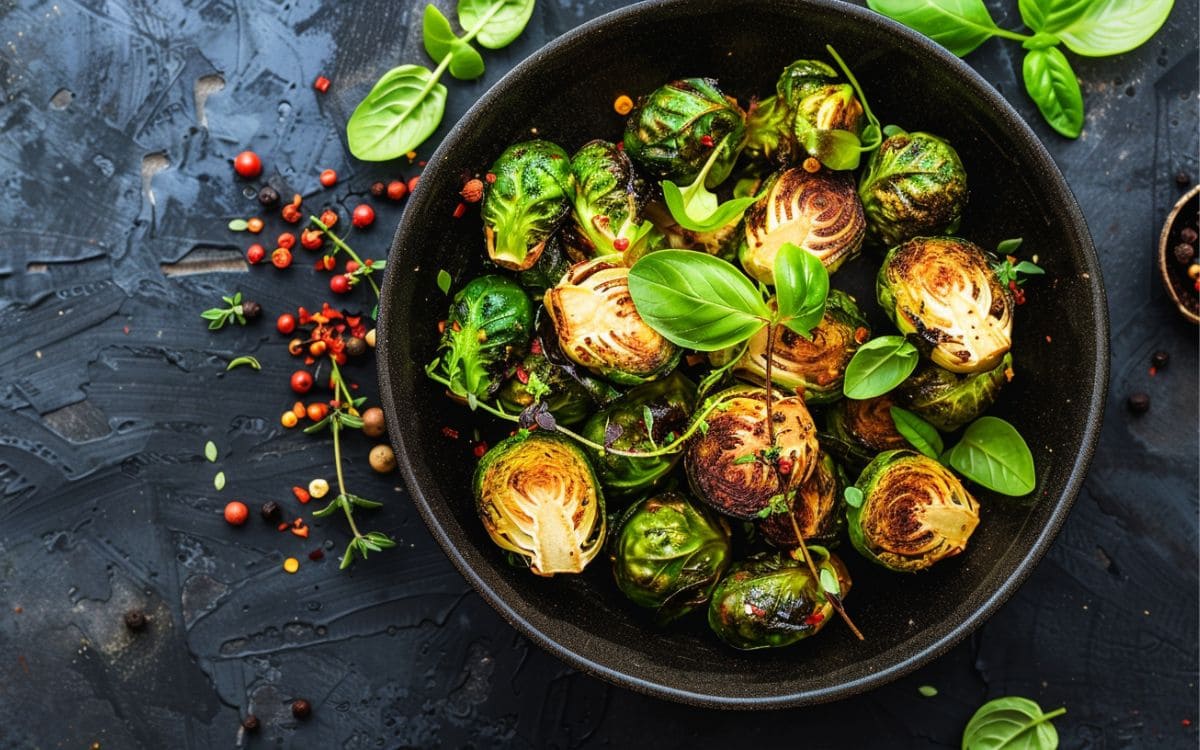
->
[0, 0, 1195, 747]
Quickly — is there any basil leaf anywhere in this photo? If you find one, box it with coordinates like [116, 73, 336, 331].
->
[437, 269, 452, 295]
[843, 486, 864, 508]
[943, 416, 1036, 496]
[204, 441, 218, 462]
[866, 0, 1003, 57]
[459, 0, 535, 49]
[799, 126, 864, 171]
[889, 406, 944, 459]
[1022, 46, 1084, 138]
[1013, 260, 1044, 275]
[213, 471, 226, 491]
[1033, 0, 1172, 57]
[996, 237, 1024, 254]
[423, 5, 485, 80]
[842, 335, 919, 399]
[773, 243, 829, 338]
[918, 685, 938, 697]
[628, 250, 770, 351]
[662, 180, 756, 232]
[1017, 0, 1091, 32]
[962, 696, 1066, 750]
[347, 65, 448, 161]
[819, 567, 840, 596]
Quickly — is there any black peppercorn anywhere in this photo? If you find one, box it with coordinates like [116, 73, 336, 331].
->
[260, 501, 281, 522]
[241, 300, 262, 320]
[258, 186, 280, 207]
[1151, 350, 1169, 369]
[1174, 242, 1196, 265]
[1176, 171, 1192, 188]
[124, 609, 147, 631]
[370, 181, 386, 197]
[1182, 227, 1199, 245]
[291, 699, 312, 719]
[241, 714, 260, 732]
[1127, 392, 1150, 414]
[345, 337, 368, 357]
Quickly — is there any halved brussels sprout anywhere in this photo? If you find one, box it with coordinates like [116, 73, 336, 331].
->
[569, 139, 657, 257]
[877, 237, 1013, 373]
[482, 140, 574, 271]
[544, 258, 681, 385]
[496, 350, 597, 427]
[612, 490, 732, 623]
[896, 353, 1014, 432]
[759, 452, 846, 549]
[739, 167, 866, 284]
[707, 548, 850, 650]
[473, 432, 605, 576]
[722, 289, 870, 403]
[742, 95, 798, 167]
[643, 201, 741, 261]
[847, 449, 980, 572]
[826, 393, 910, 453]
[581, 372, 696, 497]
[685, 385, 820, 519]
[623, 78, 746, 188]
[859, 128, 968, 248]
[432, 275, 533, 401]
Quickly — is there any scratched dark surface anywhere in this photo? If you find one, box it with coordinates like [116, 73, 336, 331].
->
[0, 0, 1195, 747]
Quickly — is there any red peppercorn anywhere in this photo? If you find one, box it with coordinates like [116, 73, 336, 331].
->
[700, 135, 714, 147]
[290, 370, 314, 394]
[276, 313, 296, 335]
[613, 237, 630, 252]
[313, 75, 330, 93]
[485, 172, 497, 183]
[319, 169, 337, 187]
[319, 209, 338, 227]
[330, 274, 351, 294]
[318, 255, 336, 271]
[300, 228, 323, 250]
[407, 175, 420, 193]
[352, 204, 375, 228]
[345, 260, 360, 274]
[277, 232, 296, 249]
[460, 178, 484, 203]
[224, 501, 249, 526]
[246, 243, 266, 264]
[233, 151, 263, 179]
[473, 442, 489, 458]
[386, 180, 407, 200]
[271, 248, 293, 269]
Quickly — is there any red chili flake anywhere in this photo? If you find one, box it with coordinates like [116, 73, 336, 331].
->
[777, 458, 793, 475]
[313, 75, 330, 93]
[277, 522, 290, 532]
[407, 176, 420, 193]
[298, 307, 313, 325]
[418, 160, 427, 167]
[804, 612, 825, 626]
[292, 486, 311, 504]
[615, 141, 624, 151]
[853, 326, 869, 344]
[308, 548, 325, 561]
[749, 604, 766, 617]
[485, 172, 497, 183]
[441, 426, 460, 439]
[700, 135, 714, 147]
[452, 202, 467, 219]
[515, 365, 529, 384]
[1150, 366, 1158, 377]
[123, 325, 131, 335]
[473, 442, 489, 458]
[1045, 335, 1052, 343]
[291, 525, 309, 539]
[613, 237, 630, 252]
[1183, 719, 1192, 727]
[530, 339, 542, 355]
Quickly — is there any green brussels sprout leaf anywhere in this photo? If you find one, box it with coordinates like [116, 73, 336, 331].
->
[773, 243, 830, 338]
[423, 5, 485, 80]
[844, 486, 864, 508]
[943, 416, 1036, 496]
[889, 406, 944, 459]
[843, 335, 919, 399]
[1022, 46, 1084, 138]
[662, 137, 758, 232]
[347, 65, 448, 161]
[458, 0, 536, 50]
[962, 696, 1066, 750]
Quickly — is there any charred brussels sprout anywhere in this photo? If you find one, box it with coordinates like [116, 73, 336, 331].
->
[759, 452, 846, 549]
[859, 128, 968, 247]
[516, 233, 582, 295]
[612, 491, 732, 623]
[644, 201, 741, 261]
[776, 59, 865, 168]
[723, 290, 869, 403]
[878, 237, 1013, 373]
[432, 275, 533, 401]
[581, 372, 696, 496]
[707, 548, 850, 649]
[482, 140, 574, 271]
[740, 167, 866, 283]
[544, 258, 680, 384]
[473, 432, 605, 576]
[496, 350, 596, 427]
[896, 353, 1013, 432]
[623, 78, 746, 188]
[827, 393, 910, 454]
[685, 386, 820, 519]
[742, 95, 798, 167]
[569, 140, 657, 257]
[847, 450, 980, 572]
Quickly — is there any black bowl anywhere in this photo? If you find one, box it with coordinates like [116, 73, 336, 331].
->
[377, 0, 1108, 708]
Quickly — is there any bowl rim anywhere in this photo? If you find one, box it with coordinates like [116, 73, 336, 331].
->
[1157, 184, 1200, 324]
[377, 0, 1110, 708]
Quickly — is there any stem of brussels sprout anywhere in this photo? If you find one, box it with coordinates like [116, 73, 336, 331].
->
[786, 509, 864, 641]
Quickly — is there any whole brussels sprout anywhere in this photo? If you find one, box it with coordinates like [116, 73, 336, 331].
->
[758, 452, 846, 549]
[569, 140, 658, 257]
[707, 548, 851, 649]
[858, 128, 968, 248]
[496, 350, 597, 427]
[624, 78, 747, 188]
[517, 232, 585, 295]
[473, 432, 605, 576]
[544, 258, 681, 385]
[482, 140, 574, 271]
[685, 385, 820, 519]
[431, 275, 533, 401]
[721, 289, 870, 403]
[776, 59, 865, 169]
[877, 237, 1013, 373]
[611, 491, 732, 623]
[739, 167, 866, 284]
[847, 449, 980, 572]
[895, 353, 1013, 432]
[826, 394, 909, 454]
[581, 372, 696, 497]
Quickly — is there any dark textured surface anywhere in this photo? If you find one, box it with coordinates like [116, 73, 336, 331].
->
[0, 0, 1195, 745]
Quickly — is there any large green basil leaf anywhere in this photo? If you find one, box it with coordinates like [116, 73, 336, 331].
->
[423, 5, 485, 80]
[773, 243, 829, 338]
[842, 335, 919, 399]
[1028, 0, 1172, 57]
[866, 0, 1002, 57]
[943, 416, 1036, 496]
[459, 0, 536, 49]
[347, 65, 448, 161]
[1022, 47, 1084, 138]
[962, 695, 1066, 749]
[889, 406, 943, 459]
[1016, 0, 1091, 33]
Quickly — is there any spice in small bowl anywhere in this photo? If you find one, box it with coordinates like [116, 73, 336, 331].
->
[1158, 183, 1200, 324]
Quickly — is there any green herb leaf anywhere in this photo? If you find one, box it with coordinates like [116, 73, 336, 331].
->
[204, 441, 218, 462]
[304, 416, 332, 434]
[866, 0, 1007, 57]
[339, 412, 365, 429]
[1023, 0, 1171, 57]
[1022, 46, 1084, 138]
[365, 530, 397, 548]
[312, 496, 344, 518]
[226, 355, 261, 371]
[819, 567, 840, 596]
[996, 237, 1024, 254]
[1017, 0, 1088, 33]
[437, 269, 452, 295]
[962, 696, 1066, 750]
[214, 471, 226, 491]
[346, 494, 384, 510]
[844, 486, 864, 508]
[458, 0, 535, 49]
[943, 416, 1036, 496]
[227, 219, 248, 232]
[798, 126, 865, 171]
[826, 44, 882, 155]
[890, 406, 944, 459]
[661, 137, 757, 231]
[339, 543, 357, 569]
[842, 335, 919, 399]
[773, 243, 829, 338]
[525, 371, 552, 402]
[918, 685, 939, 698]
[200, 309, 226, 321]
[733, 454, 758, 465]
[628, 250, 771, 351]
[347, 64, 448, 161]
[423, 4, 485, 80]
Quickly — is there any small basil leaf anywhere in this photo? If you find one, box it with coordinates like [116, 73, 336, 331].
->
[843, 486, 864, 508]
[204, 441, 218, 462]
[996, 237, 1024, 254]
[459, 0, 535, 49]
[1017, 0, 1090, 32]
[819, 567, 840, 596]
[213, 471, 226, 491]
[889, 406, 944, 459]
[1022, 46, 1084, 138]
[801, 128, 864, 171]
[962, 696, 1066, 750]
[866, 0, 1003, 57]
[943, 416, 1036, 496]
[423, 3, 484, 80]
[347, 65, 448, 161]
[437, 269, 452, 295]
[773, 243, 829, 338]
[842, 335, 919, 399]
[662, 180, 755, 232]
[918, 685, 938, 698]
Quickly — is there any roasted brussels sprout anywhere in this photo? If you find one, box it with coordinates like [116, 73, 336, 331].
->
[517, 232, 583, 295]
[569, 140, 657, 257]
[759, 452, 846, 549]
[707, 548, 850, 649]
[612, 491, 732, 623]
[624, 78, 746, 188]
[826, 394, 909, 453]
[432, 275, 533, 401]
[482, 140, 574, 271]
[544, 258, 681, 384]
[741, 95, 798, 166]
[685, 386, 820, 519]
[776, 58, 865, 169]
[721, 290, 869, 403]
[473, 432, 605, 576]
[581, 372, 696, 496]
[895, 353, 1013, 432]
[643, 201, 741, 260]
[858, 128, 968, 248]
[847, 450, 980, 572]
[739, 167, 866, 284]
[496, 350, 597, 427]
[877, 237, 1013, 373]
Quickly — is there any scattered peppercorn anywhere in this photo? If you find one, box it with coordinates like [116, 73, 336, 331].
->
[802, 157, 821, 173]
[407, 175, 420, 193]
[313, 75, 331, 93]
[1190, 264, 1200, 281]
[271, 247, 293, 269]
[352, 203, 376, 228]
[613, 237, 630, 252]
[369, 444, 397, 473]
[1127, 392, 1150, 414]
[308, 478, 330, 499]
[290, 370, 314, 394]
[345, 336, 367, 357]
[1174, 242, 1196, 265]
[319, 169, 337, 188]
[319, 209, 338, 227]
[472, 441, 488, 458]
[613, 94, 634, 115]
[362, 407, 386, 438]
[300, 228, 324, 250]
[233, 151, 263, 179]
[1176, 171, 1191, 188]
[1151, 350, 1169, 369]
[308, 548, 325, 561]
[386, 180, 407, 201]
[345, 260, 360, 274]
[370, 181, 386, 197]
[283, 557, 300, 574]
[224, 501, 249, 526]
[246, 243, 266, 265]
[241, 714, 260, 732]
[1182, 227, 1199, 244]
[276, 313, 296, 334]
[246, 217, 265, 234]
[257, 185, 280, 207]
[291, 699, 312, 719]
[309, 340, 328, 357]
[260, 500, 281, 521]
[124, 609, 147, 631]
[281, 194, 303, 223]
[329, 274, 351, 294]
[460, 178, 484, 203]
[281, 411, 299, 428]
[292, 402, 307, 419]
[240, 300, 262, 320]
[277, 232, 296, 250]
